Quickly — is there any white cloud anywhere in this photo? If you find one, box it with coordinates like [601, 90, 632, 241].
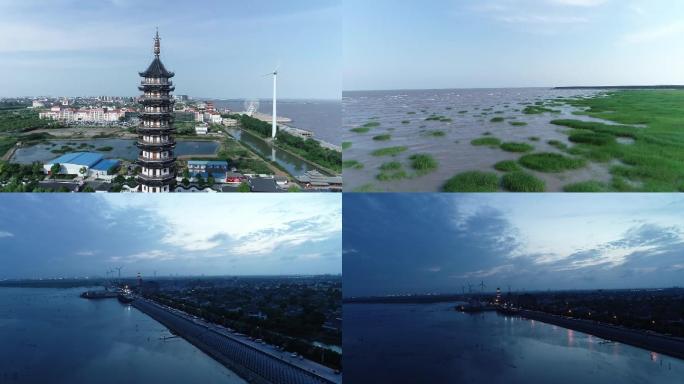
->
[621, 22, 684, 44]
[102, 195, 341, 256]
[111, 250, 177, 263]
[75, 250, 96, 256]
[0, 230, 13, 238]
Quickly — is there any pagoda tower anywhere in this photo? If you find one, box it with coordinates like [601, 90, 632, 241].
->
[136, 30, 176, 193]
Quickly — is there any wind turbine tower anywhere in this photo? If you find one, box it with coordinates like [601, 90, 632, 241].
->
[270, 68, 278, 139]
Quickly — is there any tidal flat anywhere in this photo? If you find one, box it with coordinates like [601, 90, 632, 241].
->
[343, 88, 684, 192]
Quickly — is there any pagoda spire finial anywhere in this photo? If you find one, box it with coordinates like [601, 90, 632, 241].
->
[154, 28, 160, 57]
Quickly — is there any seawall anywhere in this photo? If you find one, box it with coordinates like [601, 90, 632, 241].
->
[516, 309, 684, 360]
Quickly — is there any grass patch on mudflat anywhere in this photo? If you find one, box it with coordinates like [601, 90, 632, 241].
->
[519, 152, 586, 173]
[371, 146, 408, 157]
[422, 130, 446, 138]
[494, 160, 521, 172]
[342, 141, 352, 150]
[555, 90, 684, 190]
[373, 134, 392, 141]
[443, 171, 500, 192]
[490, 117, 505, 123]
[548, 140, 568, 151]
[362, 121, 381, 128]
[425, 115, 453, 122]
[510, 121, 528, 126]
[471, 137, 501, 147]
[563, 180, 610, 192]
[343, 160, 363, 170]
[500, 142, 534, 153]
[523, 105, 559, 115]
[350, 127, 370, 133]
[409, 153, 438, 175]
[377, 161, 409, 181]
[501, 172, 545, 192]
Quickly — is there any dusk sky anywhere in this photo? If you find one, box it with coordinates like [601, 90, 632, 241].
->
[343, 194, 684, 297]
[0, 0, 341, 99]
[344, 0, 684, 90]
[0, 194, 341, 279]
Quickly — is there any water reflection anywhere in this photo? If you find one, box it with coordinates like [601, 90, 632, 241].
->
[344, 303, 684, 384]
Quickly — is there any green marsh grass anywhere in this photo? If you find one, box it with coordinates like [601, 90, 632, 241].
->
[494, 160, 521, 172]
[373, 134, 392, 141]
[501, 172, 545, 192]
[343, 160, 363, 170]
[409, 154, 438, 174]
[342, 141, 352, 150]
[371, 146, 408, 157]
[471, 137, 501, 147]
[500, 142, 534, 153]
[519, 152, 585, 172]
[443, 171, 500, 192]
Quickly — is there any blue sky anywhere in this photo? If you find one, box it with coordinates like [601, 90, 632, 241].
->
[0, 194, 341, 279]
[0, 0, 341, 99]
[343, 194, 684, 297]
[344, 0, 684, 90]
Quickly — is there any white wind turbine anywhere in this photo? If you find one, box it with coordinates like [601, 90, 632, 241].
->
[265, 66, 279, 139]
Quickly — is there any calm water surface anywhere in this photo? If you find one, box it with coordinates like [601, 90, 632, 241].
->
[11, 139, 219, 164]
[344, 303, 683, 384]
[0, 288, 245, 384]
[212, 99, 341, 145]
[343, 88, 620, 192]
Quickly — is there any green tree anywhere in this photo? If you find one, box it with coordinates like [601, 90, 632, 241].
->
[82, 185, 95, 192]
[182, 167, 190, 179]
[207, 176, 215, 186]
[50, 163, 60, 178]
[237, 182, 250, 192]
[182, 177, 190, 187]
[79, 166, 87, 178]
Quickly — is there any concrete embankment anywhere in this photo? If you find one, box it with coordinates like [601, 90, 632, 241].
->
[133, 298, 339, 384]
[517, 309, 684, 360]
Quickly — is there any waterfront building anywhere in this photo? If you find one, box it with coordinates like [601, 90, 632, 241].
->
[137, 30, 177, 193]
[187, 160, 228, 180]
[43, 152, 120, 178]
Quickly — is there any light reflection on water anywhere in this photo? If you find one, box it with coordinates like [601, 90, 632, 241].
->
[344, 303, 683, 384]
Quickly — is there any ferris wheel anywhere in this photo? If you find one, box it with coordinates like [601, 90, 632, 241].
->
[244, 99, 259, 116]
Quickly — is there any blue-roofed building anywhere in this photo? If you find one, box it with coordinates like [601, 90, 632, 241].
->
[187, 160, 228, 181]
[43, 152, 120, 180]
[90, 159, 121, 178]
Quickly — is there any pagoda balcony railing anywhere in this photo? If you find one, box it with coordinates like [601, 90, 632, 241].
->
[137, 173, 175, 184]
[139, 111, 173, 116]
[138, 156, 177, 163]
[140, 79, 173, 86]
[136, 140, 175, 148]
[139, 85, 175, 92]
[140, 95, 174, 102]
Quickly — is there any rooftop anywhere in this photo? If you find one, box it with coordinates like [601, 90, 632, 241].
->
[90, 159, 120, 171]
[47, 152, 103, 167]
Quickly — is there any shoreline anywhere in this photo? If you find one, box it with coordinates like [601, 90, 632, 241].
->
[132, 297, 341, 384]
[515, 309, 684, 361]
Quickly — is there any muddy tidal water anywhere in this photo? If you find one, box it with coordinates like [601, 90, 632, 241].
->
[342, 88, 621, 192]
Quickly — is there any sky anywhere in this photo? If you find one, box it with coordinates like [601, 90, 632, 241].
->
[0, 0, 341, 99]
[344, 0, 684, 90]
[0, 194, 341, 279]
[343, 194, 684, 297]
